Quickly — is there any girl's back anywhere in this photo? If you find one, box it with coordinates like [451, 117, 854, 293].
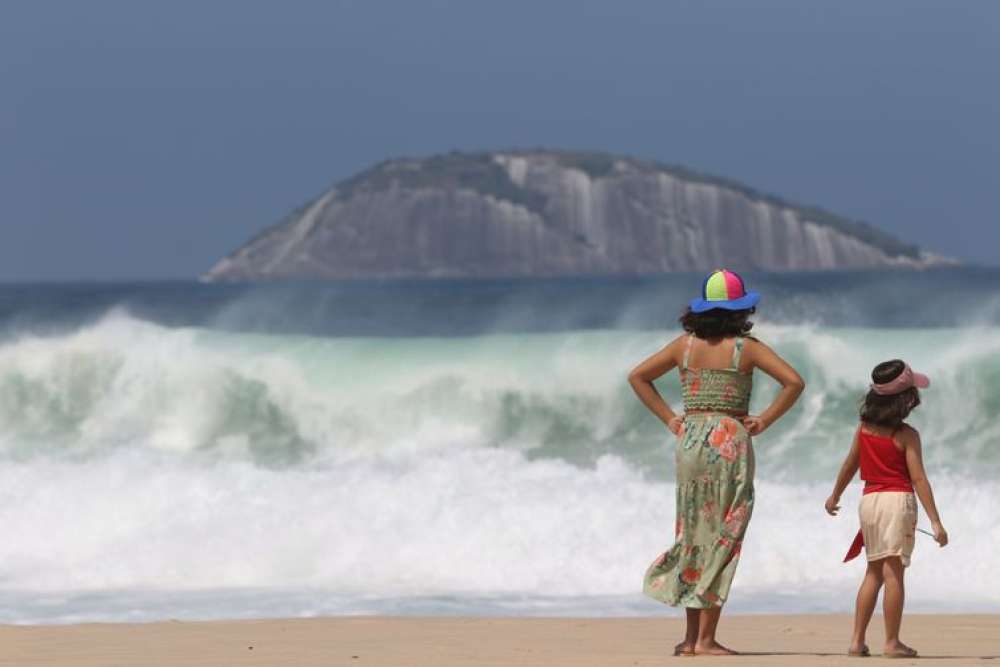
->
[857, 426, 912, 494]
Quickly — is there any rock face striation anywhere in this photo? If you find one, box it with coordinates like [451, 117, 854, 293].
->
[204, 150, 950, 281]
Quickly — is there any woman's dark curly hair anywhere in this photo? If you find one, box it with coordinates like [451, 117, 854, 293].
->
[860, 359, 921, 428]
[679, 307, 755, 339]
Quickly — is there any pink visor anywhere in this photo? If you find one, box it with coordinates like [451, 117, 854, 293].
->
[871, 364, 930, 396]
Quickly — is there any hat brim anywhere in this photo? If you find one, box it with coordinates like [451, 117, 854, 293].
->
[689, 291, 760, 314]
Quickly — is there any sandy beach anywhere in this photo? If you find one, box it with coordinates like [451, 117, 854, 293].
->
[2, 614, 996, 666]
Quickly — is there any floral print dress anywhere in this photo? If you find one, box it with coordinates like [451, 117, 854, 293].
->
[643, 335, 755, 609]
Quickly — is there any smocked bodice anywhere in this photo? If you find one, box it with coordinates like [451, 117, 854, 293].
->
[680, 335, 753, 414]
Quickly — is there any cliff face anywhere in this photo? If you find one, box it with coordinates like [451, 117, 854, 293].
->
[204, 150, 950, 281]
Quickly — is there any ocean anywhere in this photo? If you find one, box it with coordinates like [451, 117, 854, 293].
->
[0, 269, 998, 623]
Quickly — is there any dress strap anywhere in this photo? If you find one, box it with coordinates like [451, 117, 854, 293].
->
[682, 334, 695, 371]
[730, 337, 745, 371]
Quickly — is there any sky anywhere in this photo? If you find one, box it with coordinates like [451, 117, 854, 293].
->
[1, 0, 998, 280]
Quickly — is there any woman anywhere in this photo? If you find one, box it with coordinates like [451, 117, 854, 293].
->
[628, 269, 804, 656]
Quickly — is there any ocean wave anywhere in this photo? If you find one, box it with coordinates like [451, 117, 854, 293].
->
[0, 312, 997, 478]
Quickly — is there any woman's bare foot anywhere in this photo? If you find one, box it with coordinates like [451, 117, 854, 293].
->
[847, 643, 870, 657]
[673, 641, 696, 656]
[694, 640, 738, 656]
[883, 640, 917, 658]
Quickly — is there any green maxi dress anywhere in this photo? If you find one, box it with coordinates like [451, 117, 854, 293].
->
[643, 334, 756, 609]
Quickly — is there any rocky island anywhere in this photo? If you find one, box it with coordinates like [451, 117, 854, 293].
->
[204, 150, 950, 281]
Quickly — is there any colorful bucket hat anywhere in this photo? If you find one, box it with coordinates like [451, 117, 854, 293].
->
[689, 269, 760, 313]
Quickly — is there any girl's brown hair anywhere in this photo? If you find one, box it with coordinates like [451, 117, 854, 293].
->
[860, 359, 921, 428]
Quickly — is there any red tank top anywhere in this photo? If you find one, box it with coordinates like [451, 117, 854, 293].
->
[858, 426, 913, 494]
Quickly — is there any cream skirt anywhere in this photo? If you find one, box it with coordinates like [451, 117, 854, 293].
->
[859, 491, 917, 567]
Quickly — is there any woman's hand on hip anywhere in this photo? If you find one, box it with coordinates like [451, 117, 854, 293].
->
[741, 415, 767, 435]
[668, 415, 685, 436]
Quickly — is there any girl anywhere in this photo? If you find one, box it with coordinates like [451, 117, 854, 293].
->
[825, 359, 948, 659]
[629, 269, 804, 656]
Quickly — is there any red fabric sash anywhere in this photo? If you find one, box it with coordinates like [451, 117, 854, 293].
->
[844, 530, 865, 562]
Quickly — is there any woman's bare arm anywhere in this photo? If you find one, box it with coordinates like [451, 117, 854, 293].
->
[742, 339, 805, 434]
[825, 430, 860, 516]
[902, 426, 948, 546]
[627, 336, 685, 433]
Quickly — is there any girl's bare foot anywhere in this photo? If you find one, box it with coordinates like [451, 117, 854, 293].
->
[694, 640, 738, 656]
[847, 643, 870, 657]
[883, 640, 917, 659]
[673, 641, 696, 656]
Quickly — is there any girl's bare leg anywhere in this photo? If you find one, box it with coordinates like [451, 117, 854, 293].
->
[674, 608, 700, 655]
[881, 557, 916, 656]
[695, 605, 737, 655]
[850, 560, 883, 654]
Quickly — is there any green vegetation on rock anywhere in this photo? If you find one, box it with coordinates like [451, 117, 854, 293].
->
[339, 151, 548, 216]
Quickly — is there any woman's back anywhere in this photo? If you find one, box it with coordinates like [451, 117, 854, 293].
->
[683, 335, 753, 373]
